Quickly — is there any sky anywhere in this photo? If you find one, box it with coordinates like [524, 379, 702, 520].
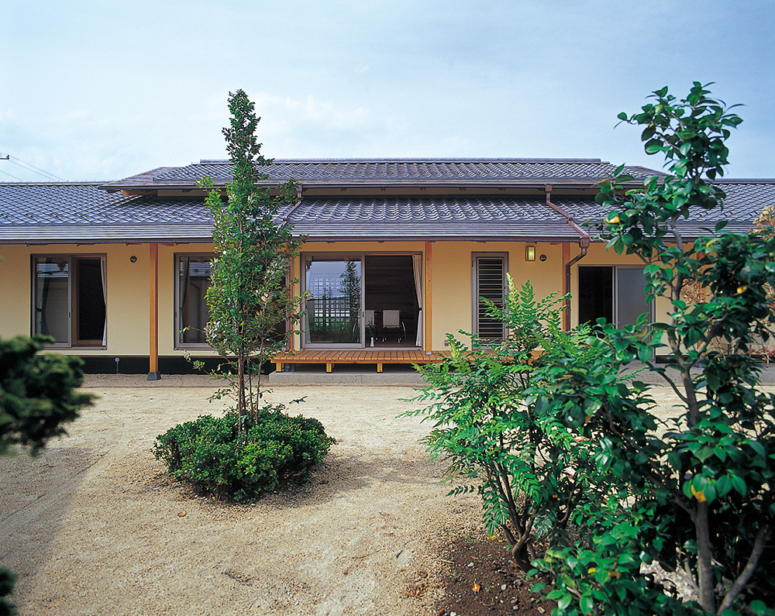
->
[1, 0, 773, 182]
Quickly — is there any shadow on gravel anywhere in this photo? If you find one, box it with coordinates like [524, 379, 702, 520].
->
[0, 444, 93, 601]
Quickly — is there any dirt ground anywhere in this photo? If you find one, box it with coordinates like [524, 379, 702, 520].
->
[0, 380, 694, 616]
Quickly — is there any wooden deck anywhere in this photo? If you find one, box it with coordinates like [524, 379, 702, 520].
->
[272, 349, 451, 373]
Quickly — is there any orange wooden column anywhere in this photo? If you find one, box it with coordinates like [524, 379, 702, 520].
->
[562, 242, 571, 331]
[148, 243, 161, 380]
[288, 255, 295, 353]
[424, 241, 433, 353]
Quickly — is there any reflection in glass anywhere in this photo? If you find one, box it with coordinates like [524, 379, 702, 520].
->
[305, 258, 362, 344]
[178, 257, 213, 344]
[34, 258, 69, 344]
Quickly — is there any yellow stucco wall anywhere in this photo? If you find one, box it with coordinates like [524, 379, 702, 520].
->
[0, 244, 149, 355]
[295, 240, 566, 352]
[0, 243, 218, 357]
[0, 245, 33, 336]
[1, 238, 671, 358]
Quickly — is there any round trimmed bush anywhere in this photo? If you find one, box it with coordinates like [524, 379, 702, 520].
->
[153, 405, 335, 502]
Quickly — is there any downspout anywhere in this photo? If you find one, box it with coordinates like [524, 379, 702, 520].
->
[544, 185, 590, 329]
[281, 183, 304, 226]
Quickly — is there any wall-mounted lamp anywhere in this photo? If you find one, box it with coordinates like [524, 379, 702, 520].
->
[525, 246, 536, 262]
[129, 255, 137, 263]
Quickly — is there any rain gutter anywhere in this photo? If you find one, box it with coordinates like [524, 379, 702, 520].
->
[544, 185, 590, 329]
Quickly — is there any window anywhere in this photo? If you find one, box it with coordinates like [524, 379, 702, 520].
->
[301, 253, 423, 349]
[33, 255, 107, 347]
[176, 255, 214, 347]
[473, 253, 507, 340]
[303, 256, 363, 346]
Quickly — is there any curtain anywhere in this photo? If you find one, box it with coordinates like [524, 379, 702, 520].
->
[100, 256, 107, 346]
[412, 254, 423, 347]
[179, 257, 190, 344]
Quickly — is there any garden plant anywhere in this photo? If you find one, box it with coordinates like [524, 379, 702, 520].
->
[196, 89, 304, 426]
[156, 90, 334, 502]
[413, 83, 775, 615]
[408, 281, 614, 572]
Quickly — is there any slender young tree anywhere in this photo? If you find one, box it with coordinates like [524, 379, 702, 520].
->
[198, 90, 303, 426]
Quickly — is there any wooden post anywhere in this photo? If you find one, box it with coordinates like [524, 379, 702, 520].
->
[288, 255, 295, 353]
[148, 243, 160, 380]
[425, 241, 433, 354]
[562, 242, 571, 331]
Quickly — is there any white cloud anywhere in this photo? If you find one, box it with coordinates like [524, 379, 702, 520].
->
[253, 93, 370, 131]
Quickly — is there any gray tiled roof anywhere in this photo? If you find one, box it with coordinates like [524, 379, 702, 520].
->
[290, 196, 566, 223]
[2, 178, 772, 244]
[0, 183, 213, 243]
[558, 181, 775, 237]
[287, 196, 580, 241]
[106, 158, 661, 190]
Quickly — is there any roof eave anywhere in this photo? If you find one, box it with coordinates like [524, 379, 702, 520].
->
[101, 178, 647, 193]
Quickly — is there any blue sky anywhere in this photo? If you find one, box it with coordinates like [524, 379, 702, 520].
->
[1, 0, 773, 181]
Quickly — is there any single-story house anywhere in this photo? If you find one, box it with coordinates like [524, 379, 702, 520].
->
[1, 158, 773, 378]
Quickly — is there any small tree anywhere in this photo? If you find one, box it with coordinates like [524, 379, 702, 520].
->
[408, 280, 612, 571]
[157, 92, 334, 504]
[0, 335, 94, 614]
[197, 90, 303, 427]
[533, 83, 775, 614]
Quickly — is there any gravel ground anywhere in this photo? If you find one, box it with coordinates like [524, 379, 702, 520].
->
[1, 383, 482, 616]
[2, 379, 767, 615]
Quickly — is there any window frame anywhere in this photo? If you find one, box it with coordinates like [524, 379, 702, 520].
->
[174, 253, 216, 350]
[31, 254, 107, 349]
[300, 251, 424, 350]
[577, 265, 653, 329]
[471, 252, 509, 341]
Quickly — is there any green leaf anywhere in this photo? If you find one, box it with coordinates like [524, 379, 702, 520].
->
[580, 594, 595, 614]
[729, 472, 747, 496]
[638, 346, 652, 363]
[750, 599, 775, 615]
[645, 143, 663, 154]
[746, 439, 766, 459]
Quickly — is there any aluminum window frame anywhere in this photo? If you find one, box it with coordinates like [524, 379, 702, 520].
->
[174, 253, 216, 350]
[30, 253, 108, 349]
[471, 252, 509, 341]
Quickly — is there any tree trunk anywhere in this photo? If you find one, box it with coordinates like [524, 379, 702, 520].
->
[696, 501, 715, 612]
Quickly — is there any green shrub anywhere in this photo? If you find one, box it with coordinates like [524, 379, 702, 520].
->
[407, 280, 610, 571]
[153, 405, 335, 502]
[0, 568, 17, 616]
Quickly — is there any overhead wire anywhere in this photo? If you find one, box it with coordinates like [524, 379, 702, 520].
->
[0, 153, 63, 181]
[0, 167, 24, 181]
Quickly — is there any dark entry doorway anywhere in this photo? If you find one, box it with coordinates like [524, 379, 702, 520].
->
[578, 266, 649, 328]
[364, 255, 419, 347]
[578, 266, 613, 326]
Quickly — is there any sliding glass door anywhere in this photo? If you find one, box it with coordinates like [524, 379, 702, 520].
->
[304, 256, 363, 347]
[302, 253, 423, 349]
[578, 266, 650, 328]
